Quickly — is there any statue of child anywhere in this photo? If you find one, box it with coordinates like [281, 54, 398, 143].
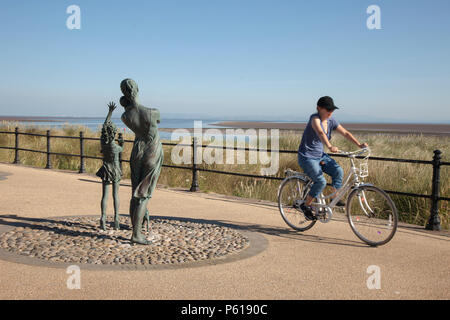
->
[96, 102, 124, 230]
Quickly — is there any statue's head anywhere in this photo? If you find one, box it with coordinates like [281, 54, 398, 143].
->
[101, 121, 117, 145]
[120, 78, 139, 99]
[120, 78, 139, 108]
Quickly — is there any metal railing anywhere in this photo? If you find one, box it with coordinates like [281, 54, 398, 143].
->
[0, 127, 448, 231]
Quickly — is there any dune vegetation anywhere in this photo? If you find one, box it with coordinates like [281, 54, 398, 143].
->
[1, 121, 448, 229]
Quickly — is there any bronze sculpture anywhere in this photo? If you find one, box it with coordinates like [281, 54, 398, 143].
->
[96, 102, 124, 230]
[120, 78, 163, 245]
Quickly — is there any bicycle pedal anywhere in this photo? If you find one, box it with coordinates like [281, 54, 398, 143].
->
[315, 212, 325, 219]
[293, 199, 304, 209]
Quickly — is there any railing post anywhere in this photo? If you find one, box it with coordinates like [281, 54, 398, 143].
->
[190, 137, 199, 192]
[79, 131, 86, 173]
[13, 127, 20, 164]
[45, 130, 52, 169]
[426, 150, 442, 231]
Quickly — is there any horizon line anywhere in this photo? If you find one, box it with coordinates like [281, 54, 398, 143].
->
[0, 115, 449, 125]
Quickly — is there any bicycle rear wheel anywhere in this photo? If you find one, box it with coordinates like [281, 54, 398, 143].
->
[278, 176, 316, 231]
[346, 185, 398, 246]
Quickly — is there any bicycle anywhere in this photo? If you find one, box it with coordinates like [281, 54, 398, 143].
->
[278, 148, 398, 246]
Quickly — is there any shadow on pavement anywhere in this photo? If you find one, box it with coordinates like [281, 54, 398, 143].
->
[152, 215, 369, 248]
[0, 171, 12, 182]
[0, 214, 130, 242]
[2, 213, 447, 249]
[0, 214, 367, 248]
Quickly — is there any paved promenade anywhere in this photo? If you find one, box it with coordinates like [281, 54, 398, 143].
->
[0, 163, 449, 299]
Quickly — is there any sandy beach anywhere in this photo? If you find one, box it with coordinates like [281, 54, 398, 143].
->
[213, 121, 450, 135]
[2, 116, 449, 135]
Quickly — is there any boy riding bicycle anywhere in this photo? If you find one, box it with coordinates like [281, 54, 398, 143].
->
[297, 96, 368, 220]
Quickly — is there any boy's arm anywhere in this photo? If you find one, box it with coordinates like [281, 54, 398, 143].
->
[311, 117, 339, 153]
[336, 125, 368, 148]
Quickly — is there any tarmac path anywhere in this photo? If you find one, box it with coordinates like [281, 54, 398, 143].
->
[0, 163, 448, 300]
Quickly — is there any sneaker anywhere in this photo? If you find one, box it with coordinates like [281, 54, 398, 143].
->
[300, 203, 317, 221]
[335, 200, 346, 207]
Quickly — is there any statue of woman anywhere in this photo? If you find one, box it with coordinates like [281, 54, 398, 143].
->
[119, 78, 164, 245]
[96, 102, 124, 230]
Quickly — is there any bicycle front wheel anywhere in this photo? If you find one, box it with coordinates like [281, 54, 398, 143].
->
[346, 185, 398, 246]
[278, 176, 316, 231]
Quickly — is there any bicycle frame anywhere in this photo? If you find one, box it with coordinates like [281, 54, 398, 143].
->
[304, 149, 372, 212]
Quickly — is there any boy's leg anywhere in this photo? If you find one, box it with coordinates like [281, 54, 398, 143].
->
[321, 154, 344, 202]
[321, 154, 343, 189]
[298, 156, 327, 205]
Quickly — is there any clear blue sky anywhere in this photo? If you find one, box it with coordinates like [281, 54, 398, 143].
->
[0, 0, 449, 122]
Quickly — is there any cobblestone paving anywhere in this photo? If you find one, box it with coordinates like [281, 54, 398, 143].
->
[0, 216, 249, 266]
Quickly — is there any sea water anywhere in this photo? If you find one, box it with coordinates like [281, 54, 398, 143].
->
[9, 117, 225, 141]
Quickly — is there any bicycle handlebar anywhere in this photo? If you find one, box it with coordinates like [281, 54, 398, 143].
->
[336, 147, 371, 157]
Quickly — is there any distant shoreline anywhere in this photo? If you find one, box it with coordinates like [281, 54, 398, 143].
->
[0, 116, 122, 122]
[212, 121, 450, 135]
[0, 116, 64, 122]
[1, 116, 449, 135]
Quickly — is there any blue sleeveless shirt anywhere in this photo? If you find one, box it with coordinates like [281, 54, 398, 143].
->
[298, 113, 340, 158]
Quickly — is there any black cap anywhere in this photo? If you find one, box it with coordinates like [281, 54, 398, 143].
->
[317, 96, 339, 111]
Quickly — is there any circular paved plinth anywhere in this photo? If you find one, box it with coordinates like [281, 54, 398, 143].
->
[0, 215, 267, 270]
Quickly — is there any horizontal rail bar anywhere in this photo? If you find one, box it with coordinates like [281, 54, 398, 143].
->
[16, 148, 47, 154]
[82, 137, 101, 141]
[118, 138, 190, 147]
[117, 159, 191, 170]
[48, 151, 80, 157]
[49, 135, 80, 140]
[13, 132, 47, 138]
[199, 143, 290, 154]
[162, 142, 188, 146]
[196, 143, 434, 164]
[162, 143, 192, 147]
[196, 167, 285, 180]
[84, 155, 103, 160]
[383, 190, 432, 199]
[162, 164, 193, 170]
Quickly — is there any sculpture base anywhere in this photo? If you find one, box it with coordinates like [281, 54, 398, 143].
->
[0, 215, 266, 270]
